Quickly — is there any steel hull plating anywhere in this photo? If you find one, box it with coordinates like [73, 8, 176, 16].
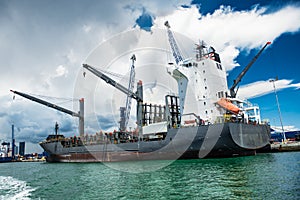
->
[40, 123, 270, 162]
[0, 157, 12, 163]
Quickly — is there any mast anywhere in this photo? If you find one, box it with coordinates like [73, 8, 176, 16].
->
[270, 78, 286, 143]
[10, 90, 85, 137]
[230, 42, 271, 98]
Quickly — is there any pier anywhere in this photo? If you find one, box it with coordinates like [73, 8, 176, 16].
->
[270, 141, 300, 152]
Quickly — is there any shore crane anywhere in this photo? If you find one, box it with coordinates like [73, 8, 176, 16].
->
[229, 41, 271, 98]
[10, 90, 84, 137]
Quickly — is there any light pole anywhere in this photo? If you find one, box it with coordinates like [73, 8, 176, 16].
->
[269, 78, 286, 143]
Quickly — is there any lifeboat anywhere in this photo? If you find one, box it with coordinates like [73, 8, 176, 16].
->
[184, 119, 196, 125]
[217, 98, 240, 114]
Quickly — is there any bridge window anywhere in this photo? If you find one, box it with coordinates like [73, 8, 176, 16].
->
[216, 63, 222, 70]
[217, 91, 224, 98]
[183, 62, 192, 68]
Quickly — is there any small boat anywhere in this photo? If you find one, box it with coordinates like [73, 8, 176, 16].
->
[217, 98, 240, 114]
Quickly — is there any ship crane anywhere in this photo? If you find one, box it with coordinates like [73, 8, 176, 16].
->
[123, 54, 136, 131]
[10, 90, 84, 137]
[164, 21, 184, 65]
[82, 64, 142, 102]
[164, 21, 188, 120]
[82, 56, 144, 139]
[229, 42, 271, 98]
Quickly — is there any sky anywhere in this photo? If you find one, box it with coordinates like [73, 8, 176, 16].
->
[0, 0, 300, 153]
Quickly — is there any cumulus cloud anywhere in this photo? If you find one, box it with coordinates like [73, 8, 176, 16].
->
[271, 125, 299, 132]
[238, 79, 300, 99]
[153, 4, 300, 71]
[83, 24, 92, 33]
[0, 0, 192, 152]
[55, 65, 68, 77]
[0, 94, 78, 153]
[1, 1, 300, 152]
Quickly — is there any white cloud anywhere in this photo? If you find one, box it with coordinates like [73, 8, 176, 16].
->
[153, 4, 300, 71]
[0, 1, 191, 152]
[271, 125, 299, 132]
[1, 1, 300, 152]
[238, 79, 300, 99]
[66, 49, 78, 64]
[55, 65, 68, 77]
[124, 0, 191, 17]
[290, 82, 300, 89]
[83, 24, 92, 33]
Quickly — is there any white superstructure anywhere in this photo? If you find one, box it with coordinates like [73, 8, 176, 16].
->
[167, 41, 265, 126]
[164, 22, 270, 126]
[168, 43, 230, 124]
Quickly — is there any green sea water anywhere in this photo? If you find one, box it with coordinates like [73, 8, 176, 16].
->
[0, 152, 299, 200]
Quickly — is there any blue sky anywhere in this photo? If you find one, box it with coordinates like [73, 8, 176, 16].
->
[0, 0, 300, 153]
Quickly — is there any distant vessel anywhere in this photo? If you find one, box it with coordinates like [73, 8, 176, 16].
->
[12, 23, 271, 162]
[0, 141, 12, 163]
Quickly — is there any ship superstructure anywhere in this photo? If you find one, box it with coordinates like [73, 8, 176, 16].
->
[165, 22, 270, 126]
[167, 42, 229, 124]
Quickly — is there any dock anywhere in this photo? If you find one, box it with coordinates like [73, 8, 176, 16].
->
[270, 141, 300, 152]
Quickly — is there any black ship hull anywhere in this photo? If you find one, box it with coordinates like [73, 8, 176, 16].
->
[40, 123, 270, 162]
[0, 157, 12, 163]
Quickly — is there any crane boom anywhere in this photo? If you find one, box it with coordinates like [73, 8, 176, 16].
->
[124, 54, 136, 131]
[11, 90, 79, 117]
[10, 90, 84, 137]
[83, 60, 144, 140]
[82, 64, 142, 101]
[230, 42, 271, 97]
[164, 21, 184, 64]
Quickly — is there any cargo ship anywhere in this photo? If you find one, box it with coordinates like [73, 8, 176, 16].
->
[11, 23, 271, 162]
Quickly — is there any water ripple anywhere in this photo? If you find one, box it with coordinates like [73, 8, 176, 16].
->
[0, 176, 36, 200]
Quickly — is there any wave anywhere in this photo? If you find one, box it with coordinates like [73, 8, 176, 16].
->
[0, 176, 36, 200]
